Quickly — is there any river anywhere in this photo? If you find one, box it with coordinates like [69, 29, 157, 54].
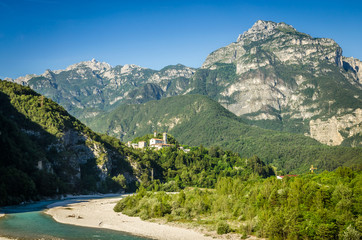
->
[0, 197, 149, 240]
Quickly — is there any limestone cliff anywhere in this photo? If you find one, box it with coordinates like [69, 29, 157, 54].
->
[199, 20, 361, 146]
[309, 109, 362, 146]
[343, 56, 362, 84]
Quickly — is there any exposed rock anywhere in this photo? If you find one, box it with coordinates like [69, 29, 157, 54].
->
[343, 56, 362, 84]
[202, 20, 343, 72]
[6, 62, 195, 122]
[7, 74, 37, 85]
[309, 109, 362, 146]
[148, 65, 195, 85]
[60, 59, 112, 73]
[220, 68, 290, 116]
[119, 64, 145, 74]
[198, 20, 361, 145]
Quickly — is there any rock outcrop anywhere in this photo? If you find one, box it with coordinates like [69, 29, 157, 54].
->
[343, 56, 362, 84]
[309, 109, 362, 146]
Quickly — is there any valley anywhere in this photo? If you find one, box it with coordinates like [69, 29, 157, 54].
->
[1, 19, 361, 240]
[6, 21, 361, 147]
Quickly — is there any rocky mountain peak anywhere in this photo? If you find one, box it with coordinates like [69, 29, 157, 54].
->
[199, 20, 360, 146]
[64, 59, 112, 72]
[120, 64, 145, 74]
[237, 20, 296, 42]
[203, 20, 342, 70]
[42, 69, 55, 79]
[5, 74, 37, 86]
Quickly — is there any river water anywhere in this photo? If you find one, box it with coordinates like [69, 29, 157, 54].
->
[0, 198, 149, 240]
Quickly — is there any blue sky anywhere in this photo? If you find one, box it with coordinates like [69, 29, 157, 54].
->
[1, 0, 361, 79]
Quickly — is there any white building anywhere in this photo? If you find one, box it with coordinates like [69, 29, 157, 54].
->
[150, 138, 164, 145]
[179, 146, 190, 153]
[149, 132, 172, 150]
[138, 141, 147, 148]
[128, 141, 147, 149]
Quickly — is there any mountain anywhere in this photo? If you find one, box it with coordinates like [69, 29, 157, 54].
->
[195, 20, 361, 146]
[86, 94, 362, 174]
[6, 60, 195, 122]
[0, 80, 139, 205]
[6, 20, 361, 147]
[0, 80, 281, 206]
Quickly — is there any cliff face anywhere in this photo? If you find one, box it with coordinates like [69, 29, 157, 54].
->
[309, 109, 362, 146]
[203, 21, 343, 71]
[343, 56, 362, 84]
[199, 20, 361, 146]
[201, 20, 344, 118]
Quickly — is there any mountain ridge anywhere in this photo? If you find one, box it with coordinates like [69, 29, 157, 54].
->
[5, 20, 362, 146]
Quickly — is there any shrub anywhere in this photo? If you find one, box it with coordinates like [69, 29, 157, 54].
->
[217, 221, 230, 234]
[342, 225, 360, 240]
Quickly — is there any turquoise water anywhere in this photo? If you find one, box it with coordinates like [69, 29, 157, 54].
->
[0, 198, 149, 240]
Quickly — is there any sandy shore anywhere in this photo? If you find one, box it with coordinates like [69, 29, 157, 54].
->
[45, 197, 232, 240]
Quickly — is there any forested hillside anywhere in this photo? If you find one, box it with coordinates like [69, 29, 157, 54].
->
[0, 80, 136, 205]
[87, 94, 362, 174]
[115, 166, 362, 239]
[122, 139, 275, 191]
[0, 80, 277, 205]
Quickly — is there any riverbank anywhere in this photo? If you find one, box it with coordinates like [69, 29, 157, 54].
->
[46, 197, 243, 240]
[0, 216, 14, 240]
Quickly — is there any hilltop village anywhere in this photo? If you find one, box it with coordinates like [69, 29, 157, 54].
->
[127, 132, 190, 152]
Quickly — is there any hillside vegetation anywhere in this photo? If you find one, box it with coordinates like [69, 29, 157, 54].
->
[0, 80, 278, 206]
[115, 167, 362, 239]
[0, 80, 137, 205]
[87, 94, 362, 174]
[123, 138, 275, 191]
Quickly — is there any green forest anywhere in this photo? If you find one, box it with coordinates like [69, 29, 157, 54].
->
[0, 80, 136, 205]
[115, 133, 362, 239]
[125, 136, 275, 191]
[87, 94, 362, 174]
[115, 166, 362, 240]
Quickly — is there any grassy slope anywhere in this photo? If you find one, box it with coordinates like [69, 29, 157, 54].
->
[87, 94, 362, 174]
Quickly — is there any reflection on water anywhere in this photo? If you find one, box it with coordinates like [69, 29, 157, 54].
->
[0, 198, 148, 240]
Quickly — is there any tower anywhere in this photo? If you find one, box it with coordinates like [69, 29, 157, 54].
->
[163, 132, 167, 144]
[154, 131, 157, 137]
